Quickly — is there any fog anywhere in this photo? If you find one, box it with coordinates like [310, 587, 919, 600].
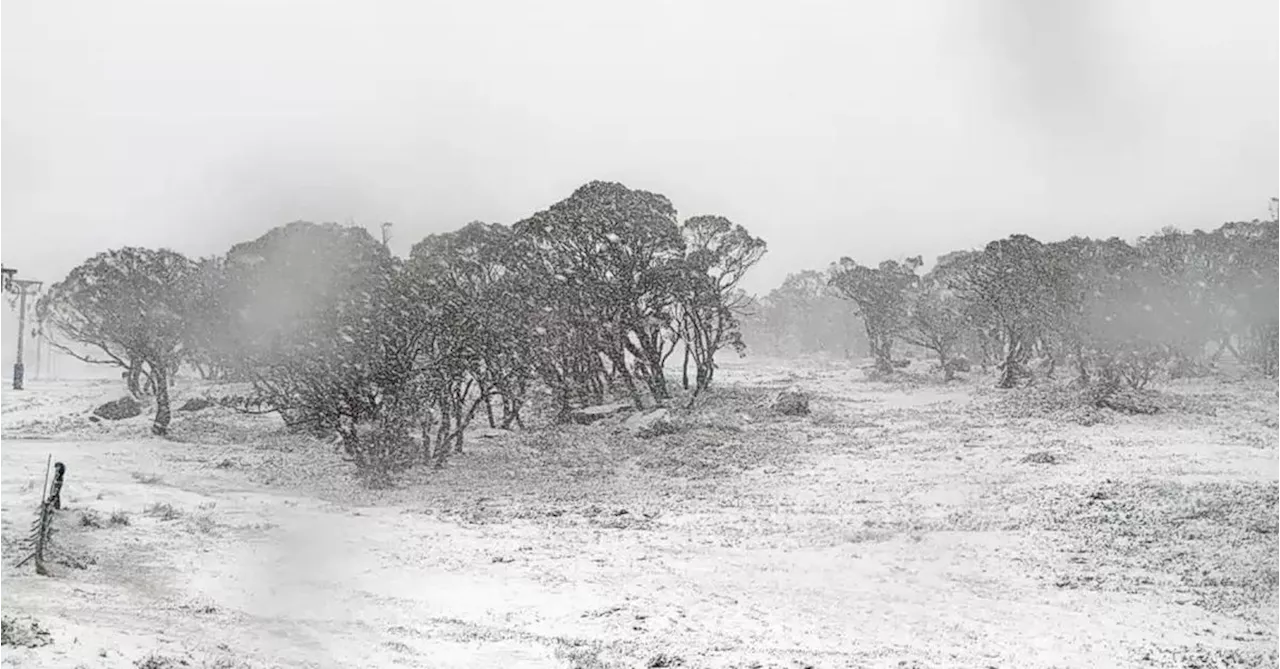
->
[0, 6, 1277, 665]
[2, 0, 1277, 373]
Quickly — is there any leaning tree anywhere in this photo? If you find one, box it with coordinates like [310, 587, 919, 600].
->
[37, 247, 196, 435]
[677, 215, 767, 396]
[217, 221, 436, 481]
[409, 221, 535, 453]
[958, 235, 1056, 388]
[512, 181, 687, 411]
[829, 256, 922, 375]
[900, 275, 968, 381]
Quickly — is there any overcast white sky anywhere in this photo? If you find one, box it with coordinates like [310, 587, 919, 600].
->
[2, 0, 1277, 296]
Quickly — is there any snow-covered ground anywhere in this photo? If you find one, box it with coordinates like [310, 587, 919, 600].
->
[1, 359, 1276, 668]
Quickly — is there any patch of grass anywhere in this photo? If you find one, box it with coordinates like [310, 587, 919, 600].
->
[189, 513, 217, 535]
[698, 419, 744, 434]
[1038, 480, 1279, 619]
[808, 410, 844, 427]
[179, 600, 219, 615]
[637, 419, 683, 439]
[144, 502, 182, 521]
[131, 471, 163, 485]
[55, 552, 96, 570]
[844, 528, 898, 543]
[383, 640, 414, 653]
[134, 653, 182, 669]
[1, 615, 52, 648]
[1021, 451, 1060, 465]
[79, 509, 105, 528]
[1137, 644, 1279, 669]
[554, 641, 613, 669]
[109, 510, 132, 526]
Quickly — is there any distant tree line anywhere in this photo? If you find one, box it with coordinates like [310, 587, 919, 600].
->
[34, 182, 766, 483]
[742, 219, 1279, 393]
[737, 270, 869, 360]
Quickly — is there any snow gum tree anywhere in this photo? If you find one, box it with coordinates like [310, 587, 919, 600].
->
[37, 247, 196, 435]
[219, 221, 430, 483]
[512, 181, 687, 411]
[677, 215, 767, 397]
[828, 256, 922, 375]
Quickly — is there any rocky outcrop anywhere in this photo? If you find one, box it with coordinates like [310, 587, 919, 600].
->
[92, 396, 142, 421]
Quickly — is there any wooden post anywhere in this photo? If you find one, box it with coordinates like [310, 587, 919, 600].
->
[47, 463, 66, 510]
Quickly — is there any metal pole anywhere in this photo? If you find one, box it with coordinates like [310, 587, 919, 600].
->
[13, 287, 29, 390]
[9, 279, 42, 391]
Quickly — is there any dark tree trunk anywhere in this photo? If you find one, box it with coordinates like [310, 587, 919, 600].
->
[616, 357, 645, 410]
[680, 340, 691, 393]
[997, 330, 1031, 389]
[484, 393, 496, 428]
[873, 336, 893, 375]
[126, 359, 143, 397]
[938, 348, 954, 382]
[420, 411, 434, 465]
[451, 393, 466, 454]
[434, 401, 452, 468]
[150, 361, 172, 436]
[500, 396, 519, 429]
[47, 463, 66, 510]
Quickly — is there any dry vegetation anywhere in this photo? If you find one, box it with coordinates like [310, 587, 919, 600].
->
[1, 356, 1275, 669]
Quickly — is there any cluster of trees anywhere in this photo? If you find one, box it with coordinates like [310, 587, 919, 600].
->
[35, 182, 767, 482]
[744, 219, 1279, 393]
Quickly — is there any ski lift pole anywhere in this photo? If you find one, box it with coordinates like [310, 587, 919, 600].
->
[10, 278, 42, 393]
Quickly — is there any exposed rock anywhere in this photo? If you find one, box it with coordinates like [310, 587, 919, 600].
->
[772, 386, 811, 416]
[624, 408, 672, 436]
[92, 396, 142, 421]
[178, 397, 215, 412]
[570, 402, 633, 425]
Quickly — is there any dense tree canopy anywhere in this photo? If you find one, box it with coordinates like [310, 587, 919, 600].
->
[41, 181, 1274, 482]
[828, 256, 922, 374]
[678, 215, 767, 396]
[43, 183, 768, 482]
[37, 247, 197, 434]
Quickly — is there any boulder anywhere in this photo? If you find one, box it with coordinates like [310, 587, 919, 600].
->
[93, 396, 142, 421]
[569, 402, 633, 425]
[178, 397, 215, 412]
[772, 386, 811, 416]
[624, 408, 672, 436]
